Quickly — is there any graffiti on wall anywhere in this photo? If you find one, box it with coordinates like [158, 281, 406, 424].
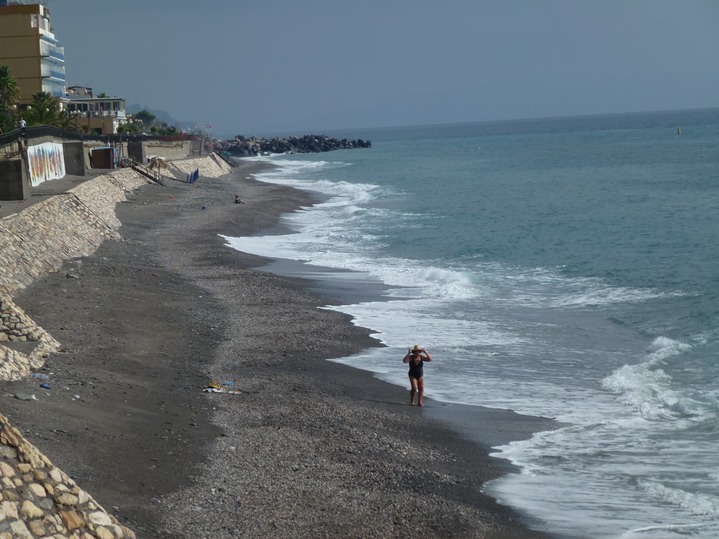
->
[27, 142, 66, 187]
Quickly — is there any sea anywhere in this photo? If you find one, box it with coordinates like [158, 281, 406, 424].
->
[223, 109, 719, 539]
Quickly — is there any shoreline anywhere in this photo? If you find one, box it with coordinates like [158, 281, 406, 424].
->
[2, 159, 559, 538]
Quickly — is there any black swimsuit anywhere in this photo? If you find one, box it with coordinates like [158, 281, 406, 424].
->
[408, 357, 424, 379]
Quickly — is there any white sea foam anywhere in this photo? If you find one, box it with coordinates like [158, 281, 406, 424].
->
[225, 226, 480, 303]
[327, 299, 525, 348]
[602, 337, 693, 420]
[618, 523, 719, 539]
[489, 416, 719, 538]
[638, 480, 719, 517]
[245, 157, 681, 317]
[482, 265, 684, 309]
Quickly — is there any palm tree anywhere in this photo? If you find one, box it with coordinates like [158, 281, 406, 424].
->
[56, 109, 75, 130]
[25, 91, 62, 127]
[0, 65, 20, 133]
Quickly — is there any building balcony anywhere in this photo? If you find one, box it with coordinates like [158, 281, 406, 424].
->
[41, 67, 65, 81]
[42, 81, 66, 97]
[43, 50, 65, 61]
[39, 34, 59, 47]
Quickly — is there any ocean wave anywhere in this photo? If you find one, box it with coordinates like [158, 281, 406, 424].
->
[619, 523, 719, 539]
[249, 156, 339, 170]
[638, 480, 719, 518]
[645, 336, 692, 360]
[483, 265, 684, 309]
[547, 285, 680, 308]
[251, 156, 684, 314]
[602, 337, 693, 420]
[224, 214, 481, 301]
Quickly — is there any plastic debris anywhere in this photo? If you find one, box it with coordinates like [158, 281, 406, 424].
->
[203, 384, 242, 395]
[202, 388, 242, 394]
[203, 380, 243, 394]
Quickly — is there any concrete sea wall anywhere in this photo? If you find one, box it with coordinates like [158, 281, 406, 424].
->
[0, 154, 233, 537]
[168, 152, 231, 179]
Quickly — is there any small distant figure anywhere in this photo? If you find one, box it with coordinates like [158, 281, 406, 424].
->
[403, 344, 432, 406]
[19, 117, 26, 137]
[234, 195, 245, 205]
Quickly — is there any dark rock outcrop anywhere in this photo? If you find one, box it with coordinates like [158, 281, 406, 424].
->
[215, 134, 371, 157]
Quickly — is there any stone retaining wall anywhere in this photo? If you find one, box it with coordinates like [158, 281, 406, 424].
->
[0, 296, 60, 380]
[0, 195, 119, 295]
[0, 155, 229, 378]
[0, 413, 136, 538]
[0, 166, 149, 382]
[0, 154, 229, 536]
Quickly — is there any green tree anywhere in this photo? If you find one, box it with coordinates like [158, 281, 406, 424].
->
[56, 109, 74, 130]
[119, 122, 140, 135]
[134, 109, 156, 126]
[0, 65, 20, 133]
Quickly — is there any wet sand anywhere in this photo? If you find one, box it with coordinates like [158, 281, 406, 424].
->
[0, 160, 558, 538]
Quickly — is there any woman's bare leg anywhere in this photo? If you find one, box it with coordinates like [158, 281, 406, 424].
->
[417, 377, 425, 406]
[409, 376, 418, 405]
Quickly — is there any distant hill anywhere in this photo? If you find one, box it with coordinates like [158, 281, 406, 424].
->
[126, 104, 197, 131]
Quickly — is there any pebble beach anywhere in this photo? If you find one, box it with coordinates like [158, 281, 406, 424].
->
[1, 159, 557, 538]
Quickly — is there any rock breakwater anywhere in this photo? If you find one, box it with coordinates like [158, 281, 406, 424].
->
[215, 134, 371, 157]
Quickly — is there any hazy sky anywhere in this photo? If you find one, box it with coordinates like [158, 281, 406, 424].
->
[48, 0, 719, 138]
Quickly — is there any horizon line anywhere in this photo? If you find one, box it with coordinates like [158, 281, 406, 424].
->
[219, 105, 719, 140]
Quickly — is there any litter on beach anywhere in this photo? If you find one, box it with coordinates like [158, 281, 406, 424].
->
[202, 387, 242, 395]
[203, 381, 242, 395]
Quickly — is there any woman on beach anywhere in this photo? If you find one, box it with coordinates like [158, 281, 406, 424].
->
[403, 344, 432, 406]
